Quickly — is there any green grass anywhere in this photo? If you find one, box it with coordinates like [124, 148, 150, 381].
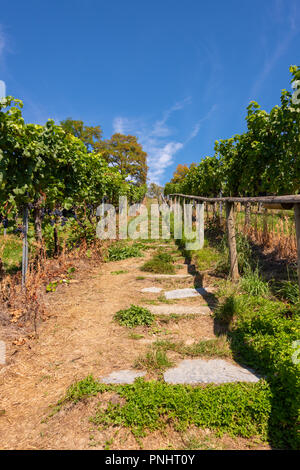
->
[0, 235, 23, 272]
[129, 333, 145, 340]
[273, 280, 299, 304]
[196, 244, 221, 271]
[114, 304, 155, 328]
[140, 250, 175, 274]
[111, 270, 129, 275]
[133, 348, 174, 371]
[154, 337, 232, 359]
[240, 266, 271, 298]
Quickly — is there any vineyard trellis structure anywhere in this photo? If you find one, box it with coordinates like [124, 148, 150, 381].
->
[168, 193, 300, 292]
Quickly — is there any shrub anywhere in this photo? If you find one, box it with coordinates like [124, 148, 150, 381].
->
[108, 242, 143, 261]
[114, 304, 155, 328]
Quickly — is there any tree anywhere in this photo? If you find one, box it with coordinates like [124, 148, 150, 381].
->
[170, 164, 190, 184]
[60, 117, 102, 153]
[100, 133, 148, 185]
[148, 182, 163, 199]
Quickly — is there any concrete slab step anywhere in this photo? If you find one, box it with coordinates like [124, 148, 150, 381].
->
[164, 287, 213, 300]
[148, 305, 212, 315]
[139, 274, 193, 279]
[100, 370, 146, 384]
[163, 359, 260, 384]
[141, 287, 163, 293]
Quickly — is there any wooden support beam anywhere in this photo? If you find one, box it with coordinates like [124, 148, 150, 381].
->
[169, 193, 300, 205]
[294, 204, 300, 293]
[226, 201, 239, 281]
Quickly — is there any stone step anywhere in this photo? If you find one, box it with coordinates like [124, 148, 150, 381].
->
[141, 287, 163, 293]
[100, 370, 146, 384]
[164, 287, 215, 300]
[148, 305, 212, 315]
[139, 274, 193, 279]
[163, 359, 260, 384]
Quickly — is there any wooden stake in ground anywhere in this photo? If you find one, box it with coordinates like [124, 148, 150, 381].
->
[244, 202, 251, 227]
[294, 203, 300, 293]
[226, 201, 239, 281]
[21, 206, 29, 288]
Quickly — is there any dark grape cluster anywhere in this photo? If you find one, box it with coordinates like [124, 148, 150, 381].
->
[41, 207, 78, 227]
[13, 226, 26, 235]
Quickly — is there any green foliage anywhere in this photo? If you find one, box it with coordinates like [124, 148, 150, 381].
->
[46, 281, 58, 293]
[100, 133, 148, 185]
[114, 304, 155, 328]
[89, 378, 271, 439]
[60, 117, 102, 152]
[67, 219, 97, 248]
[108, 242, 143, 261]
[215, 293, 300, 448]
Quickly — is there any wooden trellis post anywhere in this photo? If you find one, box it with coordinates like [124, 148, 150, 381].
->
[226, 201, 239, 281]
[197, 201, 205, 249]
[21, 206, 29, 288]
[294, 203, 300, 293]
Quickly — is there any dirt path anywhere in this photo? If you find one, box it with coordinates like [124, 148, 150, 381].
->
[0, 244, 268, 450]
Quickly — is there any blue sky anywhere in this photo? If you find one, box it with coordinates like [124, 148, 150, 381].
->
[0, 0, 299, 184]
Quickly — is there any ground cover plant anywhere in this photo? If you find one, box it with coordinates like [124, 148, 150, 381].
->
[114, 304, 155, 328]
[140, 250, 175, 274]
[53, 375, 272, 440]
[107, 242, 143, 261]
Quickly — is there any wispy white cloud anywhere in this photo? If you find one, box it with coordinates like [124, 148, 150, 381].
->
[0, 26, 6, 60]
[146, 141, 184, 183]
[113, 116, 135, 134]
[185, 104, 218, 143]
[151, 97, 192, 138]
[112, 99, 217, 184]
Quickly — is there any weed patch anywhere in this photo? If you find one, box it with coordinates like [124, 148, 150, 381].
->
[107, 242, 143, 261]
[89, 378, 271, 439]
[114, 305, 155, 328]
